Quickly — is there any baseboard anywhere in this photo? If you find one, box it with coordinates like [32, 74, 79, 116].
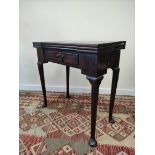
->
[19, 84, 135, 96]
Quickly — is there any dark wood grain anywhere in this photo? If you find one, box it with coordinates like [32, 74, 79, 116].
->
[66, 66, 70, 98]
[37, 62, 47, 107]
[109, 67, 120, 123]
[33, 41, 126, 53]
[33, 41, 126, 147]
[86, 75, 103, 147]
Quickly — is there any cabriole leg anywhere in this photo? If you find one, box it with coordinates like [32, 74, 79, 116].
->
[66, 66, 70, 98]
[109, 67, 120, 123]
[37, 62, 47, 107]
[86, 75, 103, 147]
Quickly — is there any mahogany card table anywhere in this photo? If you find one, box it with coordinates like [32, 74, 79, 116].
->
[33, 41, 126, 147]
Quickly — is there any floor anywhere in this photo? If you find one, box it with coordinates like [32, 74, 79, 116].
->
[19, 92, 135, 155]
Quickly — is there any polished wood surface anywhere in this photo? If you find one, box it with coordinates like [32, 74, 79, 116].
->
[66, 66, 70, 98]
[33, 41, 126, 147]
[86, 75, 103, 147]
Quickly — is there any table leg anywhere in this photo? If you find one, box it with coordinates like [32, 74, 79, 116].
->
[37, 62, 47, 107]
[86, 75, 103, 147]
[66, 66, 70, 98]
[109, 67, 120, 123]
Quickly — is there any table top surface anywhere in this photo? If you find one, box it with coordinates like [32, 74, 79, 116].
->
[33, 41, 126, 52]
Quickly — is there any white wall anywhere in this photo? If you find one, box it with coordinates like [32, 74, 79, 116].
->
[19, 0, 135, 95]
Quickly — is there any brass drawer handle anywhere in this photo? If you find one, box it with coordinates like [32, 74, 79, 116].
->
[56, 52, 64, 61]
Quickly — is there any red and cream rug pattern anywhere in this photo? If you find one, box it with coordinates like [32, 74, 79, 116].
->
[19, 92, 135, 155]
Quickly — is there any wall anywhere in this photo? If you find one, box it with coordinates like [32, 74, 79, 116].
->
[19, 0, 135, 95]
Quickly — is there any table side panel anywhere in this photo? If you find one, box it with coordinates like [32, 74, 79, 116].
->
[79, 53, 99, 76]
[98, 50, 121, 70]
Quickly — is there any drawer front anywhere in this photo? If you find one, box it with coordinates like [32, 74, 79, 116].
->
[63, 53, 78, 65]
[47, 51, 64, 62]
[47, 51, 79, 66]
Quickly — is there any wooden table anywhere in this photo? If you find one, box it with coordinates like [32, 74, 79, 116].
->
[33, 41, 126, 147]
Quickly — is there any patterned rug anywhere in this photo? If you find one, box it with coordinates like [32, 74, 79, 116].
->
[19, 92, 135, 155]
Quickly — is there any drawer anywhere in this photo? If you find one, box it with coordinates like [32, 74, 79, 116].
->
[47, 51, 79, 66]
[63, 52, 79, 65]
[47, 51, 64, 62]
